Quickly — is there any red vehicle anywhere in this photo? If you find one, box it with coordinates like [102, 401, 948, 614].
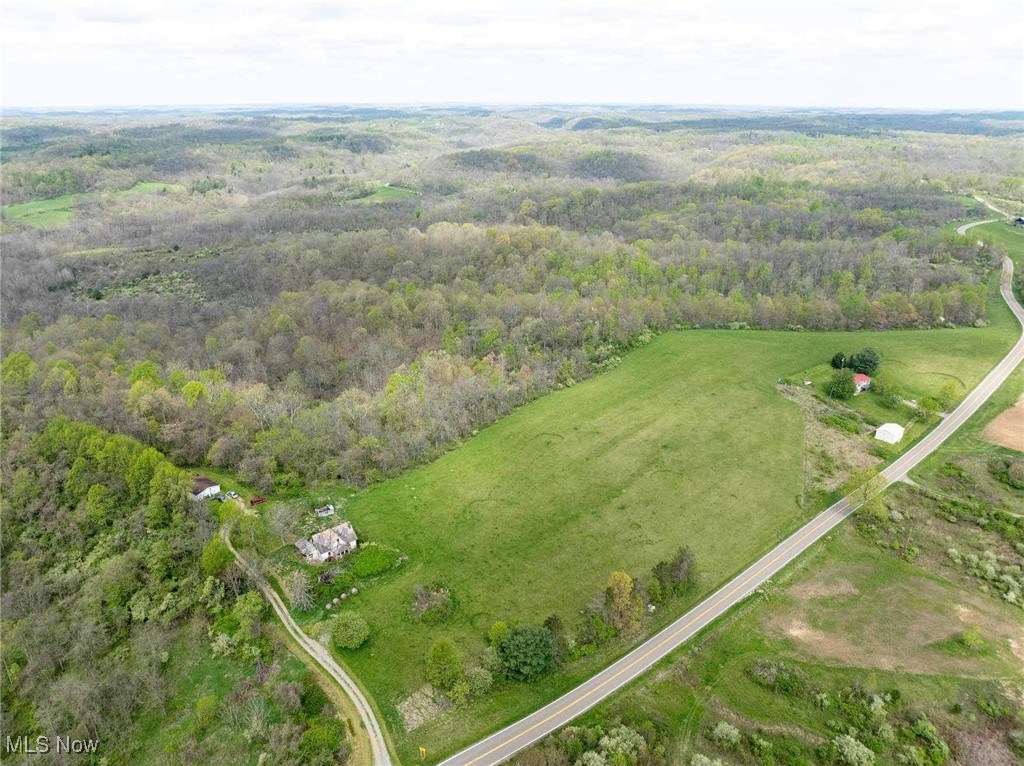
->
[250, 496, 268, 506]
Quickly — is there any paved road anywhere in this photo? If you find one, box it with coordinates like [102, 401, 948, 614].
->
[440, 256, 1024, 766]
[221, 527, 394, 766]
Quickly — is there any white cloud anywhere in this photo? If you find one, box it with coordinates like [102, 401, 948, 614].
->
[1, 0, 1021, 108]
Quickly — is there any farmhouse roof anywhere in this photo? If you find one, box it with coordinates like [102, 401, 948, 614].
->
[191, 475, 218, 495]
[308, 521, 357, 556]
[853, 373, 871, 385]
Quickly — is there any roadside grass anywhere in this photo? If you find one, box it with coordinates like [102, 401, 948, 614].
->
[267, 319, 1017, 761]
[564, 518, 1021, 765]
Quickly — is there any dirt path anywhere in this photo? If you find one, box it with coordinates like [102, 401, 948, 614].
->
[268, 624, 375, 766]
[956, 218, 997, 236]
[221, 526, 393, 765]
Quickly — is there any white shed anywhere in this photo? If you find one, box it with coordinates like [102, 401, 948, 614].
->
[875, 423, 905, 444]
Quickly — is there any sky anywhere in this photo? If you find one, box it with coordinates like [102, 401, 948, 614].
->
[2, 0, 1022, 110]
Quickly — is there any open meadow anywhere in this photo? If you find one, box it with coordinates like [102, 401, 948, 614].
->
[264, 308, 1020, 760]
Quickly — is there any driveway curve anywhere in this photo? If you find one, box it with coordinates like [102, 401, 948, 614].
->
[221, 527, 393, 765]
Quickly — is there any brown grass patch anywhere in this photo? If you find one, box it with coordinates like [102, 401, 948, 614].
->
[951, 728, 1020, 766]
[766, 567, 1022, 676]
[984, 394, 1024, 452]
[788, 576, 859, 601]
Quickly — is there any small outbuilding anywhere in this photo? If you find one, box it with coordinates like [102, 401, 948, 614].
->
[315, 504, 335, 518]
[875, 422, 905, 444]
[853, 374, 872, 394]
[191, 475, 221, 501]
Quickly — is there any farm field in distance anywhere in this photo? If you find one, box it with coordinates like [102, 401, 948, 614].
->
[263, 311, 1020, 760]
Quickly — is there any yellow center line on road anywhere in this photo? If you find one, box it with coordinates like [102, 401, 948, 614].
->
[461, 501, 851, 765]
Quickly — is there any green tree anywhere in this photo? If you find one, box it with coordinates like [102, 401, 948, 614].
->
[830, 352, 849, 370]
[497, 624, 555, 681]
[606, 571, 643, 634]
[84, 483, 117, 526]
[426, 637, 462, 690]
[849, 347, 881, 375]
[181, 380, 209, 406]
[1, 351, 38, 393]
[145, 462, 190, 527]
[129, 359, 163, 385]
[825, 369, 856, 400]
[331, 612, 370, 650]
[937, 381, 959, 411]
[200, 536, 234, 577]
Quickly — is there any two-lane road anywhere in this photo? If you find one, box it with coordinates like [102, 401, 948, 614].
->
[441, 255, 1024, 766]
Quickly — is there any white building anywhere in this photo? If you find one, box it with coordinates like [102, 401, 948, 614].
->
[295, 521, 358, 564]
[875, 423, 905, 444]
[191, 475, 221, 500]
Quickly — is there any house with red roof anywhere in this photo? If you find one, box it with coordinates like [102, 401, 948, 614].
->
[853, 373, 871, 394]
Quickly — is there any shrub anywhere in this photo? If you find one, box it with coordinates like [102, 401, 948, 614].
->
[193, 695, 219, 735]
[959, 625, 986, 652]
[830, 352, 849, 369]
[711, 721, 741, 748]
[833, 734, 874, 766]
[487, 620, 509, 647]
[299, 715, 348, 766]
[427, 637, 462, 690]
[497, 624, 555, 681]
[351, 543, 400, 577]
[330, 611, 370, 650]
[466, 667, 493, 698]
[820, 414, 860, 434]
[412, 583, 454, 624]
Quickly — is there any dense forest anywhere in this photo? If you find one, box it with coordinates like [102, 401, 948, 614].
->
[1, 107, 1022, 762]
[2, 108, 1021, 491]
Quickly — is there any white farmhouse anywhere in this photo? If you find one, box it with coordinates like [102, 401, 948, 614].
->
[875, 423, 905, 444]
[295, 521, 358, 564]
[191, 475, 221, 500]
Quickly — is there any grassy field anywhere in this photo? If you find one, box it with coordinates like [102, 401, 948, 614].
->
[517, 334, 1024, 766]
[2, 192, 83, 227]
[2, 181, 183, 228]
[242, 309, 1018, 760]
[351, 183, 418, 203]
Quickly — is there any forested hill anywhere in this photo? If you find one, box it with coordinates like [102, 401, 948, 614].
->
[2, 109, 1020, 496]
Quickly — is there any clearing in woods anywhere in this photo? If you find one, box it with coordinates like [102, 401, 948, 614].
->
[294, 317, 1019, 761]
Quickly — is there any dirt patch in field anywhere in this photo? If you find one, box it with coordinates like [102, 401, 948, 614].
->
[952, 728, 1020, 766]
[397, 684, 444, 732]
[766, 569, 1022, 676]
[788, 576, 859, 601]
[983, 394, 1024, 452]
[779, 385, 880, 495]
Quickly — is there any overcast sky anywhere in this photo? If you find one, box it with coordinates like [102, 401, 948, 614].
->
[3, 0, 1022, 110]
